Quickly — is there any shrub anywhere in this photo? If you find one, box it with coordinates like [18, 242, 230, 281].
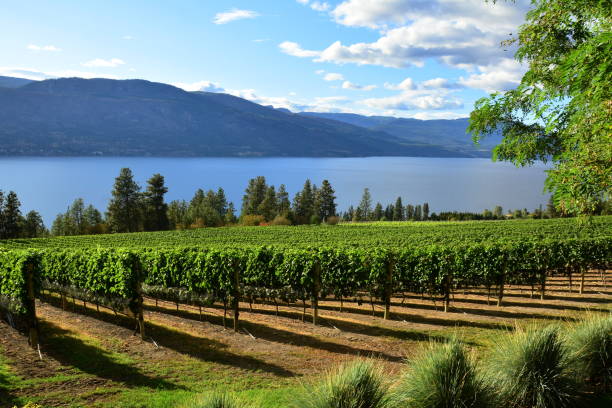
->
[293, 359, 390, 408]
[565, 313, 612, 392]
[393, 338, 491, 408]
[309, 215, 321, 225]
[241, 215, 265, 226]
[325, 216, 340, 225]
[271, 215, 292, 226]
[487, 325, 579, 408]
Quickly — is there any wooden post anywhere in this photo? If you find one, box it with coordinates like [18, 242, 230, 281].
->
[497, 269, 505, 307]
[232, 264, 240, 332]
[383, 258, 394, 320]
[26, 264, 39, 350]
[443, 270, 452, 313]
[540, 272, 546, 300]
[136, 283, 146, 340]
[579, 268, 586, 294]
[312, 261, 320, 326]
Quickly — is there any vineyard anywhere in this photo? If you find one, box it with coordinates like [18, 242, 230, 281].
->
[1, 217, 610, 353]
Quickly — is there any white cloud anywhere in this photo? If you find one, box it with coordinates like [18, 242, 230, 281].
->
[279, 41, 321, 58]
[81, 58, 125, 68]
[213, 9, 259, 24]
[284, 0, 531, 72]
[122, 35, 135, 40]
[323, 72, 344, 81]
[459, 59, 525, 93]
[172, 80, 225, 93]
[363, 91, 463, 110]
[315, 69, 325, 75]
[0, 67, 120, 80]
[252, 38, 270, 43]
[342, 81, 376, 91]
[384, 77, 415, 91]
[311, 2, 330, 11]
[421, 77, 463, 89]
[27, 44, 61, 52]
[409, 111, 469, 120]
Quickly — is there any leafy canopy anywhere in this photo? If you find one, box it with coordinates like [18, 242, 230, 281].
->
[469, 0, 611, 215]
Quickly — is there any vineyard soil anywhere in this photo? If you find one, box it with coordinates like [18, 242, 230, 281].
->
[1, 271, 610, 407]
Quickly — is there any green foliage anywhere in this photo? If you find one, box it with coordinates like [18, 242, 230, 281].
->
[393, 339, 491, 408]
[486, 325, 579, 408]
[189, 392, 243, 408]
[0, 250, 39, 315]
[293, 359, 390, 408]
[565, 314, 612, 392]
[469, 0, 611, 215]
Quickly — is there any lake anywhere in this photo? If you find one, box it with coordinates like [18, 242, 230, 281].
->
[0, 157, 550, 225]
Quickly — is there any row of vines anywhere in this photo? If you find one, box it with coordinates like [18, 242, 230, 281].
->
[1, 237, 610, 348]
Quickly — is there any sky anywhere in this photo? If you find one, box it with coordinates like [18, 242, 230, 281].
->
[1, 0, 532, 120]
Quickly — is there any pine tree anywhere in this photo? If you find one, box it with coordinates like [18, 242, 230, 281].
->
[83, 204, 103, 234]
[393, 197, 404, 221]
[22, 211, 45, 238]
[406, 204, 415, 220]
[276, 184, 291, 216]
[357, 188, 372, 221]
[241, 176, 267, 216]
[107, 168, 143, 233]
[423, 202, 430, 220]
[293, 179, 315, 224]
[168, 200, 188, 229]
[373, 203, 383, 221]
[225, 202, 237, 224]
[414, 205, 422, 221]
[215, 188, 228, 217]
[258, 186, 278, 221]
[318, 180, 337, 221]
[384, 204, 394, 220]
[69, 198, 86, 234]
[2, 191, 22, 238]
[143, 173, 169, 231]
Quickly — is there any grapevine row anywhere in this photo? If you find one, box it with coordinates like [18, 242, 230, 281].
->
[1, 237, 610, 348]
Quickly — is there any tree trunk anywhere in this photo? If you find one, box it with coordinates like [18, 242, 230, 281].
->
[312, 262, 320, 326]
[384, 259, 394, 320]
[26, 264, 39, 350]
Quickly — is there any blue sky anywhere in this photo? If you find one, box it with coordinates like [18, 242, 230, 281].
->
[1, 0, 531, 119]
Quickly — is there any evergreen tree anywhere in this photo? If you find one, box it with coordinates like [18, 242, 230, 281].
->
[318, 180, 337, 221]
[168, 200, 188, 229]
[406, 204, 415, 220]
[214, 188, 228, 217]
[344, 205, 355, 222]
[107, 168, 143, 233]
[393, 197, 404, 221]
[3, 191, 22, 238]
[384, 204, 394, 220]
[423, 202, 430, 220]
[224, 202, 237, 224]
[293, 179, 315, 224]
[373, 203, 383, 221]
[83, 204, 104, 234]
[276, 184, 291, 216]
[21, 211, 45, 238]
[414, 205, 422, 221]
[68, 198, 86, 234]
[241, 176, 267, 216]
[357, 188, 372, 221]
[143, 173, 169, 231]
[258, 186, 278, 221]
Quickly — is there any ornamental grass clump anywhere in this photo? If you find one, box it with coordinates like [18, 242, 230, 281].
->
[565, 313, 612, 393]
[292, 359, 391, 408]
[392, 338, 491, 408]
[486, 325, 579, 408]
[191, 392, 243, 408]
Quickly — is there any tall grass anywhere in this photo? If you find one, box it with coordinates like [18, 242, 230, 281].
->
[292, 359, 391, 408]
[565, 313, 612, 392]
[486, 325, 579, 408]
[392, 338, 491, 408]
[187, 392, 244, 408]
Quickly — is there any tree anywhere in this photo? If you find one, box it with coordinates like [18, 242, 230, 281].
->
[546, 197, 558, 218]
[414, 205, 422, 221]
[373, 203, 384, 221]
[318, 180, 337, 221]
[258, 186, 277, 221]
[384, 204, 394, 221]
[225, 202, 238, 224]
[107, 168, 143, 233]
[168, 200, 188, 229]
[143, 173, 169, 231]
[493, 205, 504, 219]
[423, 202, 430, 220]
[83, 205, 104, 234]
[68, 198, 85, 234]
[21, 211, 45, 238]
[242, 176, 267, 216]
[469, 0, 611, 215]
[357, 188, 372, 221]
[406, 205, 414, 220]
[2, 191, 22, 238]
[393, 197, 404, 221]
[276, 184, 291, 216]
[293, 179, 315, 224]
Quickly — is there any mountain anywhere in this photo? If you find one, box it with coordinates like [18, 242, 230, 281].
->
[301, 112, 501, 157]
[0, 76, 34, 88]
[0, 77, 484, 158]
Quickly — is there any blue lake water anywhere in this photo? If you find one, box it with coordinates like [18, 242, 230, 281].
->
[0, 157, 550, 225]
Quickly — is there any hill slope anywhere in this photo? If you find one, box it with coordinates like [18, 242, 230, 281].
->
[301, 112, 501, 157]
[0, 78, 466, 157]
